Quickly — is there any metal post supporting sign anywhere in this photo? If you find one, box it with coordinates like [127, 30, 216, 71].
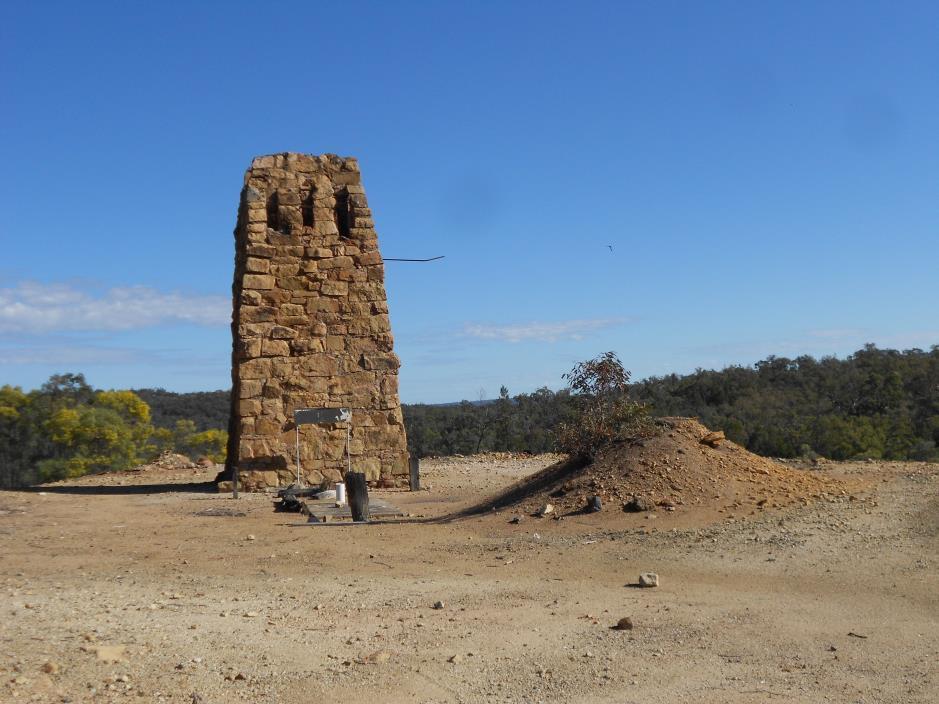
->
[293, 408, 352, 486]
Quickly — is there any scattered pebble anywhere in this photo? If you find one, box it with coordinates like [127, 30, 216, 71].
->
[624, 496, 653, 513]
[612, 617, 634, 630]
[86, 644, 126, 663]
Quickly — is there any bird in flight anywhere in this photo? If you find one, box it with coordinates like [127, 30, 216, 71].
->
[607, 245, 613, 252]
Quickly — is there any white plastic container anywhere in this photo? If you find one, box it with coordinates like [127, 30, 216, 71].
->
[335, 482, 346, 505]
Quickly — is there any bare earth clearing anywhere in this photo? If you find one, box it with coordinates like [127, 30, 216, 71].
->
[1, 453, 937, 703]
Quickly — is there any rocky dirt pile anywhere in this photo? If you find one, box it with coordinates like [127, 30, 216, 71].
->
[152, 451, 199, 470]
[480, 417, 848, 517]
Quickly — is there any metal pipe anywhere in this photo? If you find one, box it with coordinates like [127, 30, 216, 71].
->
[346, 424, 351, 475]
[383, 256, 445, 261]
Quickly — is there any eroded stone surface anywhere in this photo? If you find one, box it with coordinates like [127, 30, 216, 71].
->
[223, 153, 409, 491]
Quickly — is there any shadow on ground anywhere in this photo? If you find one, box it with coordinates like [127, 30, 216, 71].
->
[10, 482, 218, 496]
[434, 456, 586, 522]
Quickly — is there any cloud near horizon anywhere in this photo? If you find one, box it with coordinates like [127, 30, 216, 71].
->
[0, 344, 155, 367]
[0, 281, 230, 334]
[462, 317, 627, 343]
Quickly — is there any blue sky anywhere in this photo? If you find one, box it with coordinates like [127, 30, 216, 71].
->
[1, 1, 937, 403]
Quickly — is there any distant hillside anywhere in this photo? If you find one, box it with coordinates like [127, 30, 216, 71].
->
[130, 344, 939, 462]
[405, 345, 939, 461]
[133, 389, 495, 434]
[133, 388, 230, 432]
[632, 344, 939, 461]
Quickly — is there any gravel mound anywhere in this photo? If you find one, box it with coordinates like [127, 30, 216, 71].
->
[152, 452, 199, 470]
[472, 417, 845, 516]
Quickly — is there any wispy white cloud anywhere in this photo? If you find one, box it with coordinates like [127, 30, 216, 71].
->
[688, 329, 939, 362]
[0, 281, 230, 333]
[0, 345, 154, 366]
[873, 331, 939, 350]
[806, 328, 867, 341]
[463, 317, 627, 343]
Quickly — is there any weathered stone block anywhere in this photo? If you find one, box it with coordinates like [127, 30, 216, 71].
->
[314, 220, 340, 236]
[320, 280, 348, 297]
[240, 306, 276, 323]
[290, 338, 326, 354]
[358, 457, 381, 482]
[319, 256, 354, 270]
[261, 397, 284, 418]
[278, 277, 311, 292]
[332, 171, 360, 186]
[271, 262, 300, 277]
[390, 456, 410, 476]
[270, 325, 298, 339]
[360, 352, 400, 371]
[278, 189, 301, 206]
[239, 398, 262, 416]
[239, 380, 262, 399]
[261, 380, 282, 398]
[247, 244, 277, 258]
[241, 290, 262, 306]
[243, 274, 275, 290]
[300, 354, 339, 377]
[239, 358, 271, 380]
[236, 337, 261, 360]
[260, 339, 290, 357]
[245, 257, 270, 273]
[354, 251, 383, 266]
[255, 417, 282, 435]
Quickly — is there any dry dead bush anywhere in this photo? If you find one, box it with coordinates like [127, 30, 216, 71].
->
[555, 352, 656, 460]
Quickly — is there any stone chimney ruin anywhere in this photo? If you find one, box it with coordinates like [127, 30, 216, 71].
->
[222, 153, 409, 491]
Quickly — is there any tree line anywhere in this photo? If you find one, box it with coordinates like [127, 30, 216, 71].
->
[405, 344, 939, 461]
[0, 374, 227, 488]
[2, 344, 937, 488]
[632, 344, 939, 462]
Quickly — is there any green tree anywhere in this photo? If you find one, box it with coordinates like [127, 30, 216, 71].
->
[172, 419, 198, 455]
[37, 389, 155, 481]
[492, 385, 520, 451]
[0, 386, 30, 487]
[186, 429, 228, 463]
